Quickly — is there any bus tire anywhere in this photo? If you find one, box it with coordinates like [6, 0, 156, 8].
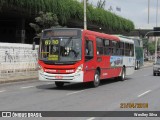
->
[153, 72, 156, 76]
[55, 82, 64, 88]
[119, 67, 125, 81]
[135, 62, 137, 70]
[137, 62, 140, 69]
[91, 70, 100, 87]
[135, 62, 139, 70]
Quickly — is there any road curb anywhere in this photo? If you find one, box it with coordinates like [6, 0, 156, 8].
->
[141, 65, 153, 69]
[0, 77, 38, 84]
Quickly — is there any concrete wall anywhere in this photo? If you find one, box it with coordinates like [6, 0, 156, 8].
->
[0, 43, 38, 75]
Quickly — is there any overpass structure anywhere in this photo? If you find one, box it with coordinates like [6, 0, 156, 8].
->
[0, 0, 134, 44]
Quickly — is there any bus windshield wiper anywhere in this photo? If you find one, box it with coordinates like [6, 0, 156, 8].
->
[64, 37, 73, 47]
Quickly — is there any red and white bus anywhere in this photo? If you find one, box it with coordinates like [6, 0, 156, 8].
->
[37, 28, 135, 87]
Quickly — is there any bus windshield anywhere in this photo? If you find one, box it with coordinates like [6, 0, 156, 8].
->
[39, 37, 82, 63]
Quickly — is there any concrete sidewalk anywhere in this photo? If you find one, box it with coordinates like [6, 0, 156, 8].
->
[142, 61, 153, 68]
[0, 71, 38, 84]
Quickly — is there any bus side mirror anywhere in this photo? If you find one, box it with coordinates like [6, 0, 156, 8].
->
[32, 41, 35, 50]
[32, 36, 40, 50]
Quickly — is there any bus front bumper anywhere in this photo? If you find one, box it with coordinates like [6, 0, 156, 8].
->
[39, 71, 84, 83]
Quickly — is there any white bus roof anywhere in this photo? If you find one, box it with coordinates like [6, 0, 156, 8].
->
[115, 35, 134, 44]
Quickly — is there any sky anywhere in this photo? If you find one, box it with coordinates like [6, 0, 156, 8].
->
[80, 0, 160, 29]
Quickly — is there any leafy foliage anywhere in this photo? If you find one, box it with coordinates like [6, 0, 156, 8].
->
[142, 38, 149, 49]
[29, 11, 59, 36]
[148, 41, 155, 55]
[97, 0, 106, 9]
[0, 0, 134, 32]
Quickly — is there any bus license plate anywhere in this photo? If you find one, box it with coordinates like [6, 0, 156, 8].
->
[55, 76, 63, 79]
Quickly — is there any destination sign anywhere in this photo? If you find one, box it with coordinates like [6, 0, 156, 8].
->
[48, 55, 59, 61]
[44, 39, 59, 45]
[43, 29, 81, 38]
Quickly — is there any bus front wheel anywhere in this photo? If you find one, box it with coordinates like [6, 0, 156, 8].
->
[55, 82, 64, 88]
[91, 70, 100, 87]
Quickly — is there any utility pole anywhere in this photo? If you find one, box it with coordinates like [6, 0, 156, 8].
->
[155, 37, 158, 62]
[155, 0, 159, 62]
[148, 0, 150, 24]
[84, 0, 87, 30]
[156, 0, 158, 27]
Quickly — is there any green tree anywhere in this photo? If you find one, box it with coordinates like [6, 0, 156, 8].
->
[29, 11, 59, 36]
[0, 0, 134, 32]
[142, 38, 149, 55]
[97, 0, 106, 9]
[158, 38, 160, 51]
[148, 41, 155, 55]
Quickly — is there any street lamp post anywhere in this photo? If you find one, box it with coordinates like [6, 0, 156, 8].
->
[84, 0, 87, 30]
[144, 31, 160, 62]
[148, 0, 150, 24]
[155, 37, 158, 62]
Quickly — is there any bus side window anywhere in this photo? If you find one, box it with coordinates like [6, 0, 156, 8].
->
[107, 48, 112, 55]
[120, 42, 124, 56]
[116, 49, 120, 55]
[116, 42, 120, 55]
[130, 44, 134, 56]
[85, 40, 94, 61]
[104, 39, 109, 55]
[96, 38, 104, 55]
[108, 41, 113, 55]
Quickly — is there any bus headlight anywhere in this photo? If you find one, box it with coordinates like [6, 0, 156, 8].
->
[75, 64, 83, 73]
[37, 65, 44, 72]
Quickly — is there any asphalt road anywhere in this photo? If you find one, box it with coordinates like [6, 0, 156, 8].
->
[0, 66, 160, 120]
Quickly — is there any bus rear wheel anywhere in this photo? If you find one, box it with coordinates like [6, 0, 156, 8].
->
[91, 70, 100, 87]
[119, 68, 125, 81]
[137, 62, 140, 69]
[55, 82, 64, 88]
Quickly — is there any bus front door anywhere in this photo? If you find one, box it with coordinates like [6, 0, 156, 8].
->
[83, 35, 96, 82]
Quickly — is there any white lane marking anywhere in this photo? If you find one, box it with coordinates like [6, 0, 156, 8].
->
[21, 86, 34, 89]
[134, 74, 150, 78]
[0, 90, 6, 93]
[87, 117, 95, 120]
[66, 90, 85, 95]
[138, 90, 151, 97]
[143, 75, 149, 76]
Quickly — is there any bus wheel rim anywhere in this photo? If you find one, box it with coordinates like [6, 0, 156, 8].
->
[122, 70, 125, 79]
[95, 74, 99, 84]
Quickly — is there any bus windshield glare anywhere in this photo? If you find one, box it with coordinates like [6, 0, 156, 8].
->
[39, 37, 82, 63]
